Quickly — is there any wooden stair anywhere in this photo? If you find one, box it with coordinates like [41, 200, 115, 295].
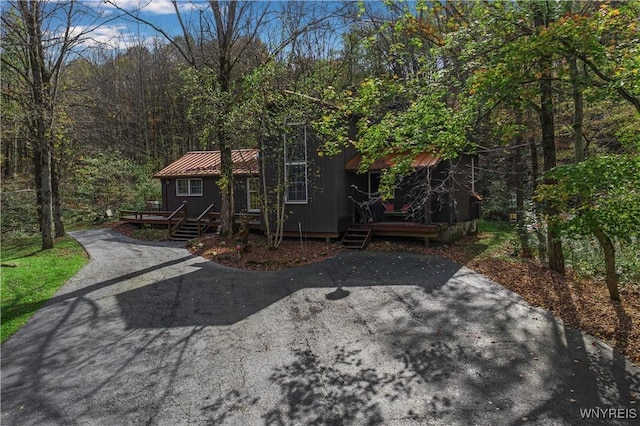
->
[342, 226, 373, 250]
[170, 220, 208, 241]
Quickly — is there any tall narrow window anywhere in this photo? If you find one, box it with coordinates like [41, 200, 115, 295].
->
[246, 177, 260, 212]
[176, 178, 203, 196]
[284, 124, 308, 204]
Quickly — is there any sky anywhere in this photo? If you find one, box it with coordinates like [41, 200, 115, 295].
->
[0, 0, 353, 57]
[78, 0, 200, 50]
[72, 0, 347, 52]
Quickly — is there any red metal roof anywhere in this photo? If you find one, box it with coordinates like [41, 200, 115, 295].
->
[154, 149, 259, 178]
[345, 152, 440, 171]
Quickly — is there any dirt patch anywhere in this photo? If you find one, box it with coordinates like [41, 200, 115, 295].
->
[109, 222, 639, 364]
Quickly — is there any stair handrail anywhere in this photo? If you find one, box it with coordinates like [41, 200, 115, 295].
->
[167, 201, 187, 238]
[196, 203, 215, 238]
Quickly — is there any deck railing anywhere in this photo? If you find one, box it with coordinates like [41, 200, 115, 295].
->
[167, 201, 187, 238]
[196, 204, 216, 238]
[119, 209, 171, 220]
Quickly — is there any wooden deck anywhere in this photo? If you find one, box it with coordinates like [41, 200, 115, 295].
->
[120, 208, 447, 245]
[353, 221, 449, 245]
[119, 212, 173, 225]
[119, 210, 261, 230]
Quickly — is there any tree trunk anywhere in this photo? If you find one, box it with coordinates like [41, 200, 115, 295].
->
[218, 141, 235, 238]
[534, 5, 565, 274]
[539, 76, 565, 273]
[530, 138, 547, 263]
[39, 142, 54, 249]
[3, 127, 15, 178]
[514, 111, 531, 257]
[21, 1, 54, 250]
[52, 155, 65, 237]
[211, 0, 236, 239]
[34, 148, 43, 231]
[594, 229, 620, 301]
[570, 55, 585, 163]
[259, 135, 273, 247]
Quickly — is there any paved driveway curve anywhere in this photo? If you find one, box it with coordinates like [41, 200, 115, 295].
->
[2, 229, 639, 425]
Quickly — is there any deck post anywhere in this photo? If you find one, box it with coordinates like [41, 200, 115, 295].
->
[423, 237, 430, 247]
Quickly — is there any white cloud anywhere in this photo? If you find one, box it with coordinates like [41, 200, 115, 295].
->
[102, 0, 197, 16]
[69, 23, 155, 51]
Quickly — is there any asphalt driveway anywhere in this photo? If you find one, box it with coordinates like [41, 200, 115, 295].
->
[2, 229, 638, 425]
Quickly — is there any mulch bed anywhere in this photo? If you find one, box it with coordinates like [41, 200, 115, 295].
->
[187, 232, 345, 271]
[109, 222, 639, 364]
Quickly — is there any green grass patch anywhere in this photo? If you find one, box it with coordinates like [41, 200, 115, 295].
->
[1, 235, 88, 342]
[474, 219, 517, 259]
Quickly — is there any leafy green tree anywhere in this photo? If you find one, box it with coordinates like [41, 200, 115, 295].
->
[240, 60, 329, 248]
[317, 1, 471, 202]
[319, 78, 469, 197]
[1, 0, 102, 249]
[70, 151, 160, 214]
[537, 153, 640, 301]
[549, 1, 640, 113]
[454, 1, 572, 272]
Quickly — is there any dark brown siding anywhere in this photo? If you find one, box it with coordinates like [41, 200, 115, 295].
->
[263, 135, 357, 236]
[161, 175, 256, 217]
[451, 154, 478, 222]
[163, 177, 221, 218]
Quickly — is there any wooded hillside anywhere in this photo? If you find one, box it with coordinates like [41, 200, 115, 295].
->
[2, 1, 638, 297]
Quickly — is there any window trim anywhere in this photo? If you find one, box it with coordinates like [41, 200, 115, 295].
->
[246, 177, 261, 212]
[176, 178, 203, 197]
[284, 125, 308, 204]
[368, 171, 380, 197]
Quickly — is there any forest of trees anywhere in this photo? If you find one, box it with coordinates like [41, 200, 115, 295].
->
[1, 1, 639, 299]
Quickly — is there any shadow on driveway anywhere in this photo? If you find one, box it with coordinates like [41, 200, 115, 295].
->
[1, 229, 638, 425]
[115, 251, 460, 328]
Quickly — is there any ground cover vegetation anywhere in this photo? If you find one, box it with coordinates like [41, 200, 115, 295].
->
[0, 235, 88, 341]
[1, 1, 638, 353]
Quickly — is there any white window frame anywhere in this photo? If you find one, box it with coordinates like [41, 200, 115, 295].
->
[176, 178, 203, 196]
[284, 124, 308, 204]
[246, 177, 260, 212]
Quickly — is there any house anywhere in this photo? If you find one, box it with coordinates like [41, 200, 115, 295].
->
[146, 129, 480, 245]
[153, 149, 260, 217]
[259, 125, 480, 245]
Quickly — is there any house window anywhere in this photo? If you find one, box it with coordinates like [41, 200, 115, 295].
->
[246, 177, 260, 212]
[176, 178, 203, 196]
[285, 125, 308, 204]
